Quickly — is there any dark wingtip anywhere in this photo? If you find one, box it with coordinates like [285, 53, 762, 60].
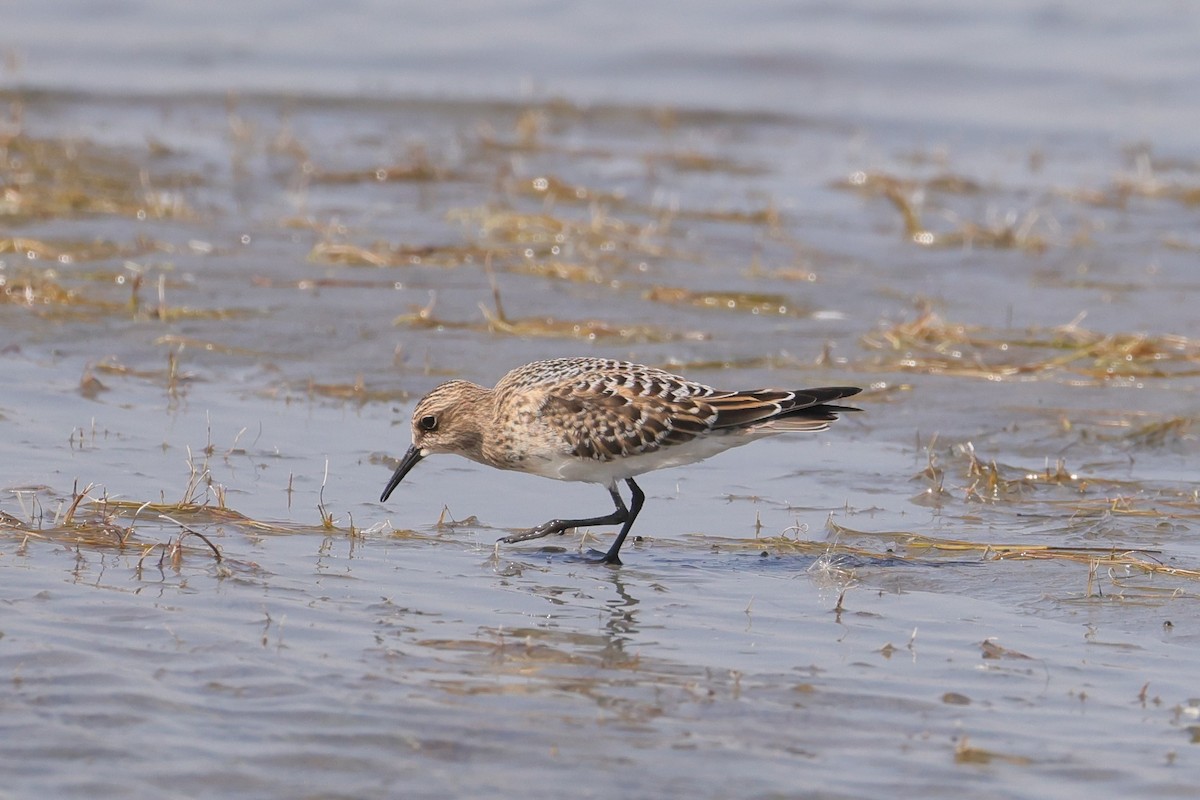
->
[777, 386, 864, 422]
[821, 403, 862, 414]
[802, 386, 864, 415]
[810, 386, 862, 402]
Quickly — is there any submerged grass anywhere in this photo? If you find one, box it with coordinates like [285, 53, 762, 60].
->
[863, 308, 1200, 382]
[825, 519, 1200, 581]
[477, 301, 708, 343]
[2, 263, 259, 323]
[306, 143, 455, 185]
[833, 170, 1047, 252]
[642, 285, 800, 316]
[390, 279, 707, 343]
[0, 122, 198, 222]
[0, 236, 144, 263]
[1, 478, 383, 578]
[309, 240, 494, 268]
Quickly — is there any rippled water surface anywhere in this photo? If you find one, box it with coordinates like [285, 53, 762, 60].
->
[3, 2, 1200, 798]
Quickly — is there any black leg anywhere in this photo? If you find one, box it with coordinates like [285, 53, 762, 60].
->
[600, 478, 645, 566]
[500, 485, 629, 544]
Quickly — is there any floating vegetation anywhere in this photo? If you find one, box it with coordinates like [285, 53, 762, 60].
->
[478, 302, 706, 343]
[514, 174, 626, 206]
[250, 275, 404, 290]
[644, 150, 766, 176]
[448, 206, 670, 262]
[92, 355, 175, 383]
[0, 263, 257, 324]
[671, 203, 782, 227]
[660, 353, 810, 373]
[507, 259, 610, 285]
[0, 266, 156, 321]
[952, 445, 1084, 504]
[643, 285, 798, 316]
[313, 163, 784, 287]
[293, 376, 407, 404]
[138, 302, 259, 323]
[955, 736, 1034, 766]
[833, 170, 983, 197]
[474, 105, 631, 157]
[513, 171, 777, 227]
[1, 268, 84, 308]
[98, 497, 299, 534]
[1122, 179, 1200, 207]
[979, 639, 1033, 660]
[1030, 267, 1156, 293]
[862, 308, 1200, 381]
[2, 484, 231, 572]
[307, 145, 453, 184]
[464, 207, 583, 247]
[824, 519, 1200, 579]
[389, 295, 698, 342]
[312, 204, 664, 269]
[389, 276, 703, 343]
[153, 334, 269, 357]
[1, 456, 433, 572]
[1063, 151, 1200, 209]
[309, 239, 493, 268]
[0, 236, 141, 263]
[0, 126, 198, 222]
[1119, 416, 1196, 449]
[907, 438, 1192, 510]
[894, 440, 1200, 578]
[1047, 411, 1200, 451]
[834, 170, 1046, 251]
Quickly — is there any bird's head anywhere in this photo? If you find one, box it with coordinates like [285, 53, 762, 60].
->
[379, 380, 487, 502]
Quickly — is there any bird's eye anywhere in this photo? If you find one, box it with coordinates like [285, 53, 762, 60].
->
[418, 414, 438, 432]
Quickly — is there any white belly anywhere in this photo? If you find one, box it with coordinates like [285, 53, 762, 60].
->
[520, 431, 757, 487]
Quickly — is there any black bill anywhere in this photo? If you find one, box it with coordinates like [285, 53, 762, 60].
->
[379, 445, 425, 502]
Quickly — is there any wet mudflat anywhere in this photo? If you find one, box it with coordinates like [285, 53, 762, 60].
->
[3, 3, 1200, 797]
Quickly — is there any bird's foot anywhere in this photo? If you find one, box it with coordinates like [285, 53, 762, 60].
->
[498, 521, 569, 544]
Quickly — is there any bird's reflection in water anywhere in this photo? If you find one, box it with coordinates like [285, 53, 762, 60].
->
[485, 547, 650, 669]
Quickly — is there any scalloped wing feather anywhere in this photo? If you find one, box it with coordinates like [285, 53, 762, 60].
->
[539, 382, 860, 462]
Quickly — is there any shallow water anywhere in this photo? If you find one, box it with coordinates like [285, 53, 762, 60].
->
[3, 2, 1200, 798]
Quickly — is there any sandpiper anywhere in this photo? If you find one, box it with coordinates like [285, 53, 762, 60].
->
[380, 357, 860, 564]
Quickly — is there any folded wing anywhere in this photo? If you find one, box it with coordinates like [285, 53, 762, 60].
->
[540, 378, 860, 461]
